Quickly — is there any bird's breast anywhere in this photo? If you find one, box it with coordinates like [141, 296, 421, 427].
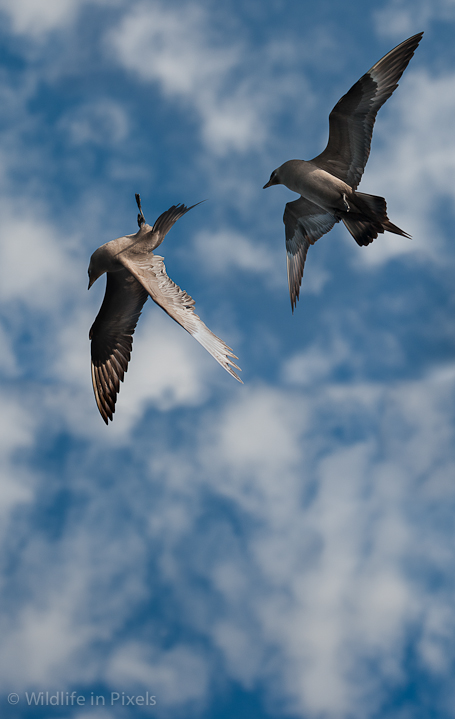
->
[283, 162, 351, 212]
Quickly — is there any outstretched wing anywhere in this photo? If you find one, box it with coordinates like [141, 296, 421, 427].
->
[120, 253, 242, 383]
[311, 32, 423, 188]
[89, 268, 148, 423]
[284, 197, 336, 311]
[150, 202, 205, 250]
[122, 203, 202, 255]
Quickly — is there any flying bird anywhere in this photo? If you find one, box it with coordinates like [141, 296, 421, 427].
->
[88, 195, 242, 423]
[263, 32, 423, 311]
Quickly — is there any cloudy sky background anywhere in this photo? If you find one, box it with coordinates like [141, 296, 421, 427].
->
[0, 0, 455, 717]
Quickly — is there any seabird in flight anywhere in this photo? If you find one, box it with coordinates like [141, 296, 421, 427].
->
[88, 195, 242, 423]
[263, 32, 423, 311]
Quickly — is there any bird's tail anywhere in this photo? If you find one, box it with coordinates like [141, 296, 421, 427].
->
[340, 192, 411, 247]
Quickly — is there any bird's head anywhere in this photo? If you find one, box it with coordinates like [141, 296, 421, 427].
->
[263, 169, 281, 189]
[87, 250, 106, 289]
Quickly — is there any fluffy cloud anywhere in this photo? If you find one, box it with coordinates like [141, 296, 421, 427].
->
[0, 200, 80, 309]
[190, 368, 455, 717]
[107, 3, 262, 154]
[358, 68, 455, 268]
[59, 100, 130, 147]
[0, 0, 80, 35]
[107, 642, 209, 709]
[1, 354, 454, 718]
[0, 0, 113, 36]
[191, 229, 282, 281]
[106, 1, 313, 157]
[375, 0, 455, 37]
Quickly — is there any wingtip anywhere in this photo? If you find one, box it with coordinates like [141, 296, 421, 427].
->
[150, 200, 206, 238]
[224, 353, 243, 383]
[226, 364, 243, 383]
[172, 199, 207, 214]
[189, 199, 207, 210]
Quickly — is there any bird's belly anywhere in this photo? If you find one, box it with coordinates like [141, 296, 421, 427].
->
[294, 169, 350, 212]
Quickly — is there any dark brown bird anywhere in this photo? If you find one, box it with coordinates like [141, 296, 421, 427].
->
[263, 32, 423, 311]
[88, 195, 242, 423]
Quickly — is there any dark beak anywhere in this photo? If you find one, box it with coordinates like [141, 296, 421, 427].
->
[263, 180, 272, 189]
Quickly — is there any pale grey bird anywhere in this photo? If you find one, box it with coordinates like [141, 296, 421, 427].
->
[88, 195, 242, 423]
[264, 32, 423, 311]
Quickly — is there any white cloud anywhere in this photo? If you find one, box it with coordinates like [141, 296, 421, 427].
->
[107, 642, 209, 708]
[107, 2, 309, 157]
[192, 229, 282, 281]
[0, 363, 454, 717]
[0, 200, 81, 309]
[0, 0, 117, 36]
[0, 0, 80, 35]
[0, 393, 34, 522]
[0, 394, 35, 456]
[186, 218, 331, 297]
[350, 66, 455, 268]
[188, 368, 455, 717]
[107, 2, 260, 155]
[59, 100, 130, 146]
[0, 323, 17, 375]
[375, 0, 455, 38]
[2, 602, 90, 686]
[282, 337, 350, 386]
[202, 385, 306, 483]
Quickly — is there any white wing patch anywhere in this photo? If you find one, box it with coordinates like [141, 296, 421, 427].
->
[121, 253, 242, 383]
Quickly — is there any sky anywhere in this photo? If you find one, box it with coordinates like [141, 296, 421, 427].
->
[0, 0, 454, 718]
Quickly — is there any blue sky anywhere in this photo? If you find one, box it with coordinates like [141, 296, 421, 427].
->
[0, 0, 455, 717]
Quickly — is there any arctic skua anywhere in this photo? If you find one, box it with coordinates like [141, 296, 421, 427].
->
[264, 32, 423, 311]
[88, 195, 242, 423]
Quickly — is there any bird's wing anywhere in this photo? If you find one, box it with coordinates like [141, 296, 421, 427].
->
[152, 203, 199, 239]
[284, 196, 336, 311]
[311, 32, 423, 188]
[89, 268, 149, 424]
[124, 203, 201, 254]
[119, 253, 242, 383]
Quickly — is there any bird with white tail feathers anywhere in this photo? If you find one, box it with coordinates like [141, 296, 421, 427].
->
[264, 32, 423, 311]
[88, 195, 242, 424]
